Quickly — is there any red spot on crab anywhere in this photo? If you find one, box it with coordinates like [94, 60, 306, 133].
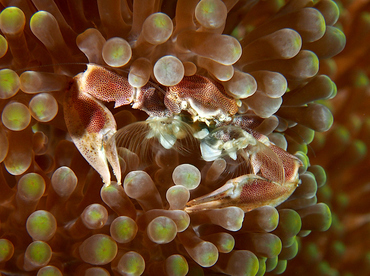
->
[77, 96, 106, 134]
[68, 83, 106, 133]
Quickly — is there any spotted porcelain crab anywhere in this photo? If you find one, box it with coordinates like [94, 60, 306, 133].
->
[64, 64, 302, 212]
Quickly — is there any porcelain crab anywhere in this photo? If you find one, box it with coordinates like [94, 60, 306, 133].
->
[64, 64, 302, 212]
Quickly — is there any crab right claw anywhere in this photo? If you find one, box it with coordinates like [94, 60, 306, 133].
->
[185, 140, 302, 213]
[184, 174, 299, 213]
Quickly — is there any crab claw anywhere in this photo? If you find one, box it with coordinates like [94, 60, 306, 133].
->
[184, 174, 299, 213]
[64, 74, 121, 185]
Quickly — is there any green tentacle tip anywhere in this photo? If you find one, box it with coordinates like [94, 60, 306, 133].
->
[308, 165, 326, 187]
[147, 216, 177, 244]
[200, 1, 215, 14]
[102, 37, 131, 67]
[0, 34, 7, 57]
[37, 265, 63, 276]
[265, 256, 278, 272]
[117, 251, 145, 276]
[256, 258, 267, 276]
[0, 239, 14, 262]
[200, 250, 218, 267]
[89, 209, 104, 221]
[268, 235, 283, 258]
[195, 0, 227, 29]
[92, 236, 117, 261]
[18, 173, 46, 201]
[29, 93, 58, 122]
[232, 45, 242, 59]
[220, 237, 235, 253]
[26, 210, 57, 241]
[2, 102, 31, 131]
[273, 259, 287, 274]
[153, 14, 169, 29]
[0, 69, 19, 99]
[172, 164, 201, 190]
[79, 234, 117, 265]
[236, 251, 260, 276]
[31, 100, 47, 117]
[111, 216, 137, 243]
[30, 11, 50, 28]
[0, 7, 25, 33]
[321, 204, 333, 232]
[166, 255, 189, 276]
[25, 241, 52, 265]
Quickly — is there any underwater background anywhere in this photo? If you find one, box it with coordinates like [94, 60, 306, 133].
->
[0, 0, 368, 275]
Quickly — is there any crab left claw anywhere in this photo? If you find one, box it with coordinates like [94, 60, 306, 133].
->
[64, 68, 122, 185]
[185, 173, 299, 213]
